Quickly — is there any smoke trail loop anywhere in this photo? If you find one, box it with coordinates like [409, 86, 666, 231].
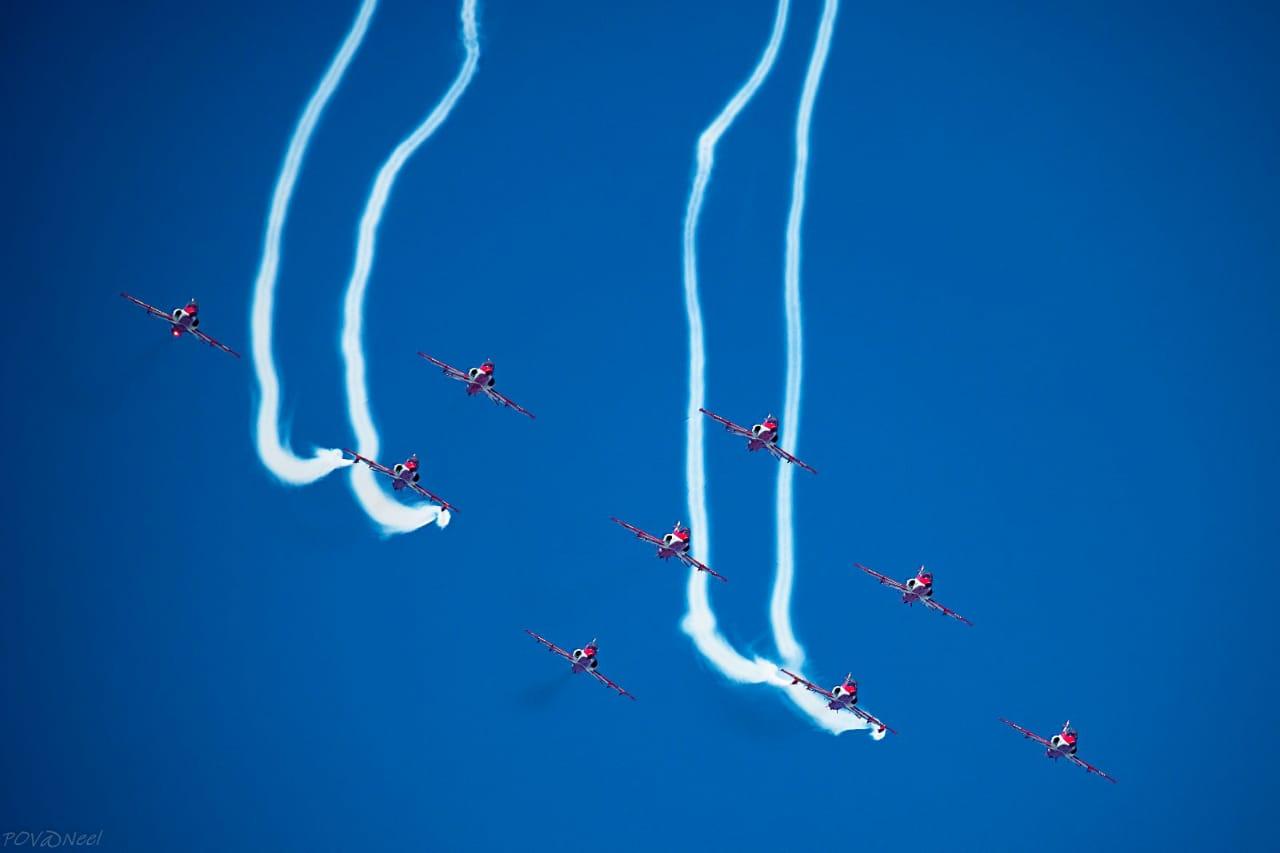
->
[680, 0, 864, 735]
[340, 0, 480, 535]
[250, 0, 376, 485]
[680, 0, 790, 678]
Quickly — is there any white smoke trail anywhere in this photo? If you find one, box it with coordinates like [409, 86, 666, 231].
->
[249, 0, 376, 485]
[680, 0, 790, 680]
[770, 0, 840, 669]
[679, 0, 863, 735]
[340, 0, 479, 535]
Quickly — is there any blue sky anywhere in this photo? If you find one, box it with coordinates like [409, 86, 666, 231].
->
[2, 1, 1277, 850]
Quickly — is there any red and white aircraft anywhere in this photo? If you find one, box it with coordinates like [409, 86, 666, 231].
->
[699, 408, 817, 474]
[524, 630, 636, 699]
[999, 718, 1117, 783]
[609, 517, 727, 583]
[781, 669, 897, 735]
[120, 293, 240, 358]
[342, 450, 459, 514]
[854, 563, 973, 626]
[417, 352, 535, 419]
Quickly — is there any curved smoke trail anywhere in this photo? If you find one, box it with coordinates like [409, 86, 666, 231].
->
[249, 0, 376, 485]
[340, 0, 479, 535]
[770, 0, 840, 669]
[680, 0, 866, 735]
[680, 0, 790, 682]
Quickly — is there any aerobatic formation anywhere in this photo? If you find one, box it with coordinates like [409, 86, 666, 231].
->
[119, 0, 1117, 784]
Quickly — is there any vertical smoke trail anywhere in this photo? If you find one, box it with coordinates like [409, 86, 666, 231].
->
[340, 0, 479, 535]
[678, 0, 864, 735]
[770, 0, 840, 669]
[250, 0, 376, 485]
[680, 0, 789, 679]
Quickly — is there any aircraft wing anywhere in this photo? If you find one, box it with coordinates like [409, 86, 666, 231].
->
[769, 444, 818, 474]
[191, 327, 241, 358]
[589, 669, 637, 700]
[120, 292, 174, 323]
[923, 597, 973, 626]
[525, 629, 574, 662]
[678, 552, 728, 583]
[779, 669, 836, 702]
[609, 517, 664, 547]
[486, 388, 536, 420]
[343, 449, 396, 479]
[1068, 754, 1118, 783]
[999, 718, 1053, 748]
[417, 352, 470, 382]
[854, 563, 910, 594]
[851, 706, 898, 735]
[699, 408, 754, 439]
[410, 481, 459, 514]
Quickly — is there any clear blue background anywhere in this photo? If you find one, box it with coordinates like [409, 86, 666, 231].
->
[2, 1, 1276, 850]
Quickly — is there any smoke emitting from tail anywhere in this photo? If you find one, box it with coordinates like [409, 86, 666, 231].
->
[680, 0, 865, 735]
[340, 0, 479, 534]
[250, 0, 376, 485]
[770, 0, 840, 670]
